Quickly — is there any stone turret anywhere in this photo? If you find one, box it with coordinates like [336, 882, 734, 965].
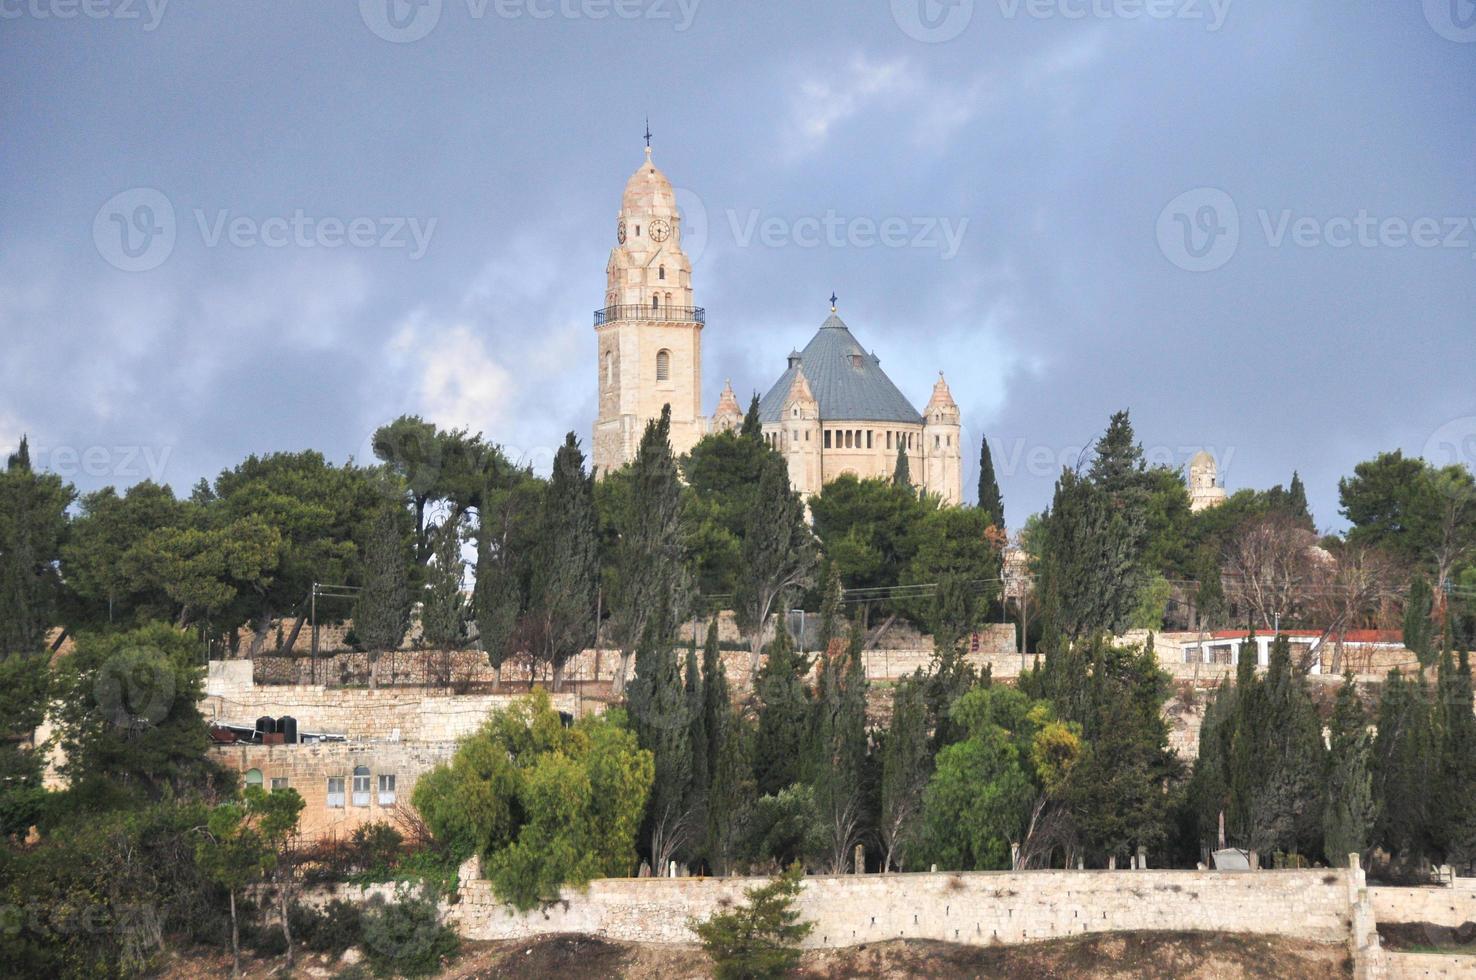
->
[779, 367, 823, 496]
[922, 373, 963, 505]
[1188, 450, 1227, 512]
[712, 379, 743, 434]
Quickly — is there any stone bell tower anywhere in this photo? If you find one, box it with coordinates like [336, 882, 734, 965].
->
[592, 136, 705, 476]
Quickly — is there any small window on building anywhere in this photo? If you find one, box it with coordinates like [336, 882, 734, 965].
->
[824, 430, 831, 448]
[378, 774, 397, 806]
[805, 430, 810, 442]
[271, 777, 289, 791]
[245, 768, 263, 789]
[635, 225, 640, 236]
[887, 431, 892, 450]
[935, 435, 941, 449]
[327, 777, 346, 808]
[604, 350, 614, 386]
[844, 431, 853, 448]
[352, 766, 371, 807]
[656, 349, 671, 381]
[658, 264, 666, 280]
[946, 435, 951, 447]
[652, 294, 660, 310]
[866, 431, 872, 449]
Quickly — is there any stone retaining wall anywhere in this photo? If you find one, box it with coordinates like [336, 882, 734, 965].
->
[450, 869, 1359, 950]
[1372, 884, 1476, 929]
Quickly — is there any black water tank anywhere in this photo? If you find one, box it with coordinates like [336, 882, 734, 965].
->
[277, 716, 298, 745]
[255, 716, 276, 741]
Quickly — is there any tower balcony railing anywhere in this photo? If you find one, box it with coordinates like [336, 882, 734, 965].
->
[594, 304, 706, 327]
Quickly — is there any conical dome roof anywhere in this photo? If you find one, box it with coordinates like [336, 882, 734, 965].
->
[622, 147, 677, 215]
[757, 312, 924, 425]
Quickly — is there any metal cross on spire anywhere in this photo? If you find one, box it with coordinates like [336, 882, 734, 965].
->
[644, 117, 652, 148]
[829, 291, 838, 312]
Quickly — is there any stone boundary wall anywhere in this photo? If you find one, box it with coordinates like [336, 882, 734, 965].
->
[1385, 953, 1476, 978]
[1372, 884, 1476, 929]
[449, 870, 1359, 950]
[202, 682, 582, 742]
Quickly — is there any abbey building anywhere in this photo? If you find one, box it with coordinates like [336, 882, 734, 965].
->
[592, 145, 964, 506]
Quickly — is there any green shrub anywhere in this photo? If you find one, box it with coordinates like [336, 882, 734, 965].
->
[691, 863, 813, 980]
[290, 899, 363, 956]
[360, 893, 459, 978]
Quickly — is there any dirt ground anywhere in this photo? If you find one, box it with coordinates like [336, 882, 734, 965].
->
[162, 931, 1350, 979]
[457, 932, 1354, 979]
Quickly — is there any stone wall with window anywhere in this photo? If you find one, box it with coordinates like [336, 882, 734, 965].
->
[212, 741, 459, 839]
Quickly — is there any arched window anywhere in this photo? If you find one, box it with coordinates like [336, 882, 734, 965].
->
[652, 294, 660, 310]
[244, 768, 263, 789]
[604, 350, 614, 386]
[656, 349, 671, 381]
[658, 265, 666, 280]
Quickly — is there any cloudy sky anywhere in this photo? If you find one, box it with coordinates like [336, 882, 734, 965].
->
[2, 1, 1472, 529]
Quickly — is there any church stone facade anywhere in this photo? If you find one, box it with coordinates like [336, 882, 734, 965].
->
[593, 146, 963, 506]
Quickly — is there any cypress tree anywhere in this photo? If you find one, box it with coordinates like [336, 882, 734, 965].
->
[1256, 635, 1325, 857]
[977, 434, 1004, 530]
[701, 618, 729, 782]
[420, 518, 468, 659]
[1288, 471, 1312, 527]
[753, 624, 810, 797]
[740, 394, 762, 441]
[528, 433, 599, 690]
[706, 706, 754, 876]
[628, 629, 693, 872]
[1371, 669, 1439, 866]
[1434, 647, 1476, 866]
[0, 437, 72, 656]
[1227, 635, 1262, 847]
[880, 673, 931, 870]
[1323, 673, 1375, 867]
[893, 442, 910, 490]
[685, 635, 709, 863]
[353, 502, 412, 666]
[1404, 577, 1436, 668]
[808, 621, 869, 871]
[814, 562, 843, 660]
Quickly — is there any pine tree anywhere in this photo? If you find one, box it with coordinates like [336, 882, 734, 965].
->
[740, 394, 762, 441]
[353, 502, 411, 667]
[893, 441, 910, 490]
[1087, 410, 1146, 494]
[753, 624, 810, 797]
[1323, 673, 1375, 867]
[691, 862, 813, 979]
[977, 434, 1005, 530]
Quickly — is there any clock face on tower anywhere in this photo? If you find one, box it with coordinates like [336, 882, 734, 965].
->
[648, 218, 671, 243]
[617, 220, 627, 244]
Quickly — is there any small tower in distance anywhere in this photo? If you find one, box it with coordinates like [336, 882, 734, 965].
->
[922, 373, 963, 505]
[712, 379, 743, 434]
[1188, 450, 1228, 512]
[779, 367, 822, 497]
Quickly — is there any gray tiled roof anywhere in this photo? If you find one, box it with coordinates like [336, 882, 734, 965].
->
[757, 313, 924, 425]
